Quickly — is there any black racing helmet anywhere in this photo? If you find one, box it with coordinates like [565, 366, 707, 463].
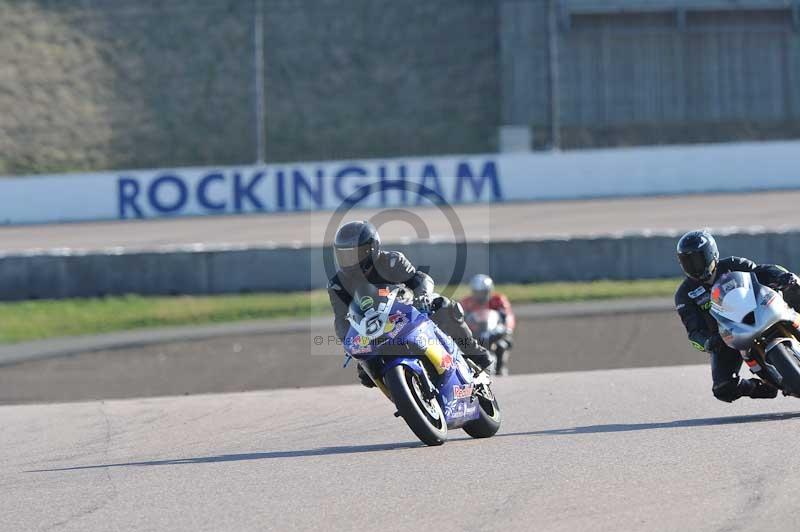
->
[334, 221, 381, 274]
[677, 230, 719, 283]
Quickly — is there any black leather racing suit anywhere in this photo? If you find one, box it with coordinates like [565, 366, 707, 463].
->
[675, 256, 800, 402]
[327, 250, 491, 374]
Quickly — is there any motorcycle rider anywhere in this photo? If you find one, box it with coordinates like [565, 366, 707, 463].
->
[328, 221, 494, 388]
[461, 274, 516, 376]
[675, 229, 800, 403]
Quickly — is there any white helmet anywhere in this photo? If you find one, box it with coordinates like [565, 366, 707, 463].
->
[470, 274, 494, 304]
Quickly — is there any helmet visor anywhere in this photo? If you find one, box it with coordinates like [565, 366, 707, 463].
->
[679, 251, 709, 280]
[336, 244, 371, 270]
[474, 289, 491, 304]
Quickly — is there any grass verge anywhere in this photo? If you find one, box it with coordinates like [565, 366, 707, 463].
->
[0, 278, 680, 344]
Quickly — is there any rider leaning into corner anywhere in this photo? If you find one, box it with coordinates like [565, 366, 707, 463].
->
[461, 274, 516, 376]
[328, 221, 494, 388]
[675, 229, 800, 403]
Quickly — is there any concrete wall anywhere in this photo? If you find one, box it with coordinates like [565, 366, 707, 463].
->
[4, 140, 798, 225]
[502, 0, 800, 148]
[2, 230, 799, 300]
[4, 0, 800, 175]
[0, 0, 498, 175]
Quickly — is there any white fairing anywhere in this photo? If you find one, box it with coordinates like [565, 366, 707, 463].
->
[348, 290, 398, 340]
[710, 271, 799, 351]
[714, 279, 757, 323]
[468, 309, 501, 333]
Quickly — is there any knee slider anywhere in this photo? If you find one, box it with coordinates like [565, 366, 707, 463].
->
[712, 380, 740, 403]
[450, 300, 465, 322]
[434, 297, 463, 319]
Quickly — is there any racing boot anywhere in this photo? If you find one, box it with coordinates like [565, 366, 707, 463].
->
[461, 337, 494, 372]
[429, 296, 494, 371]
[740, 378, 778, 399]
[357, 364, 376, 388]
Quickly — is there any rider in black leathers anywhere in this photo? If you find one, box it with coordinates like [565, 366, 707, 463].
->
[675, 230, 800, 403]
[328, 221, 493, 388]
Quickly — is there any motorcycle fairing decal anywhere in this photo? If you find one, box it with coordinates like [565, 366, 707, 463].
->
[745, 359, 763, 373]
[384, 312, 410, 338]
[444, 398, 478, 421]
[402, 320, 456, 376]
[453, 383, 474, 400]
[437, 364, 480, 426]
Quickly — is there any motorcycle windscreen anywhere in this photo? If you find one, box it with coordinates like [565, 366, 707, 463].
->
[711, 272, 757, 323]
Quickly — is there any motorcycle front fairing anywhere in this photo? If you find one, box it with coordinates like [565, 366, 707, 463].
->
[344, 296, 480, 429]
[710, 272, 800, 352]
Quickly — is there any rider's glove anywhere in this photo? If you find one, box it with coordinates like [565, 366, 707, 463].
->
[704, 335, 725, 354]
[777, 272, 799, 292]
[414, 294, 433, 314]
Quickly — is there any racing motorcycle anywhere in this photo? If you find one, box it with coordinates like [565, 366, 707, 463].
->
[343, 283, 502, 446]
[710, 271, 800, 396]
[466, 308, 509, 376]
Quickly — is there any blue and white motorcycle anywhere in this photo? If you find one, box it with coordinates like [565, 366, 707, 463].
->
[344, 284, 502, 446]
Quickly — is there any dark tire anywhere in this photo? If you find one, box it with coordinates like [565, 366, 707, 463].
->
[767, 343, 800, 396]
[463, 385, 502, 439]
[384, 365, 448, 446]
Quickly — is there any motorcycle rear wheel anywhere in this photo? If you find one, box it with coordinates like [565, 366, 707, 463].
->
[384, 365, 448, 446]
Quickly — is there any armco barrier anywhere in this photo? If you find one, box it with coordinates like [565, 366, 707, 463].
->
[1, 230, 798, 300]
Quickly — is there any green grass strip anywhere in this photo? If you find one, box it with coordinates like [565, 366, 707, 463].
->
[0, 278, 680, 344]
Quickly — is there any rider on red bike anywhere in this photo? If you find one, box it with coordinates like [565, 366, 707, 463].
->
[461, 275, 516, 376]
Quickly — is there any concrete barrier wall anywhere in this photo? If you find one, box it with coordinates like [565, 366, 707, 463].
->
[3, 140, 800, 225]
[1, 230, 798, 300]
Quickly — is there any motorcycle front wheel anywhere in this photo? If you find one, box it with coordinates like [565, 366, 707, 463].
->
[767, 342, 800, 396]
[384, 365, 448, 446]
[463, 383, 502, 439]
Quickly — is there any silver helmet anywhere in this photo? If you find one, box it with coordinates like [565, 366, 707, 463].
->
[470, 274, 494, 304]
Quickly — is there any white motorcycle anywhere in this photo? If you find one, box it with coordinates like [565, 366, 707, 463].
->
[710, 271, 800, 396]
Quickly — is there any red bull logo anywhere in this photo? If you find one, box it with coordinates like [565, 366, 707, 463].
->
[453, 383, 474, 400]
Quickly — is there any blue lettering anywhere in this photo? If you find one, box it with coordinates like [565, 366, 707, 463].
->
[416, 164, 443, 205]
[334, 166, 370, 205]
[276, 170, 287, 211]
[118, 177, 143, 219]
[454, 161, 502, 202]
[234, 171, 265, 212]
[292, 170, 323, 210]
[380, 164, 408, 206]
[197, 173, 227, 212]
[148, 175, 188, 214]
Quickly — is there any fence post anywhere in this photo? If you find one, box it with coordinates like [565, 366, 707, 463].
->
[253, 0, 267, 163]
[548, 0, 562, 150]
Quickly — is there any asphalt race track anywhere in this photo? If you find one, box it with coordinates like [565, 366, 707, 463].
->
[3, 365, 800, 532]
[0, 303, 697, 404]
[2, 190, 800, 252]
